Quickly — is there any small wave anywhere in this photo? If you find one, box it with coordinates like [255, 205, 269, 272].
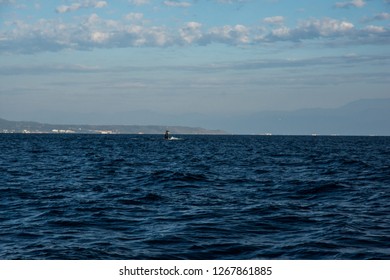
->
[151, 170, 208, 183]
[117, 193, 166, 206]
[167, 137, 182, 141]
[48, 219, 86, 228]
[142, 193, 165, 202]
[296, 182, 350, 196]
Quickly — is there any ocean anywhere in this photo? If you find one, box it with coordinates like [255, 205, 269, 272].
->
[1, 134, 389, 260]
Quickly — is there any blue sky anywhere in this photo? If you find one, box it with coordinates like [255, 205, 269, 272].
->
[0, 0, 389, 128]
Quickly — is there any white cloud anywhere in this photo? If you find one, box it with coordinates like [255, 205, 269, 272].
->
[263, 16, 285, 25]
[56, 3, 81, 14]
[362, 12, 390, 23]
[94, 1, 107, 8]
[205, 25, 250, 45]
[270, 27, 290, 39]
[1, 14, 389, 54]
[363, 25, 386, 33]
[300, 18, 354, 36]
[267, 18, 355, 41]
[179, 22, 202, 44]
[91, 31, 110, 43]
[163, 1, 192, 8]
[374, 12, 390, 21]
[125, 13, 144, 21]
[128, 0, 150, 5]
[334, 0, 366, 9]
[56, 0, 107, 14]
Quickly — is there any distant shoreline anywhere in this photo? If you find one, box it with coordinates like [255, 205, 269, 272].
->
[1, 131, 388, 137]
[0, 117, 227, 135]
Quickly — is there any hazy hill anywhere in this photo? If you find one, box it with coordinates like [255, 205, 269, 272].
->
[0, 118, 226, 135]
[180, 98, 390, 135]
[244, 98, 390, 135]
[1, 98, 389, 135]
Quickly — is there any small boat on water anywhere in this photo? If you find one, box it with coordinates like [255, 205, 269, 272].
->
[164, 130, 180, 141]
[164, 130, 170, 140]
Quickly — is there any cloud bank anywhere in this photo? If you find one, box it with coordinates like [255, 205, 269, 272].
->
[1, 14, 388, 54]
[55, 0, 107, 14]
[334, 0, 366, 9]
[0, 0, 389, 54]
[163, 1, 192, 8]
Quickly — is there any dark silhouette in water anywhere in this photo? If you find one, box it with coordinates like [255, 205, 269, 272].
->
[164, 130, 170, 140]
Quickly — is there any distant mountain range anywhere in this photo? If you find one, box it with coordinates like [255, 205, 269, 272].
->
[206, 98, 390, 135]
[1, 98, 389, 135]
[172, 98, 390, 135]
[0, 118, 226, 135]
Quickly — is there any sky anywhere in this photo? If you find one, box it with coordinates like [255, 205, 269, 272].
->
[0, 0, 389, 128]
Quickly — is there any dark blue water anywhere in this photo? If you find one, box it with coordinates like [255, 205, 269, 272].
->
[1, 134, 389, 259]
